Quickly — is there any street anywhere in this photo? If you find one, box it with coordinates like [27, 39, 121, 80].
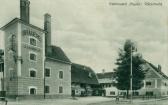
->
[1, 97, 168, 105]
[89, 98, 168, 105]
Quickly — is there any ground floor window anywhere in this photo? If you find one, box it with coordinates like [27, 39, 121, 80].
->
[30, 88, 36, 95]
[133, 91, 139, 96]
[120, 92, 126, 96]
[110, 91, 115, 95]
[45, 86, 50, 93]
[59, 86, 63, 93]
[146, 91, 153, 96]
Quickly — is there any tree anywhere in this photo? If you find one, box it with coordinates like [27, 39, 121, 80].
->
[114, 39, 145, 98]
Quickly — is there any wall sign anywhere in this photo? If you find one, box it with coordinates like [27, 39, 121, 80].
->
[23, 44, 41, 52]
[22, 30, 41, 41]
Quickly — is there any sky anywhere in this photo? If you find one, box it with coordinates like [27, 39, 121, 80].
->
[0, 0, 168, 74]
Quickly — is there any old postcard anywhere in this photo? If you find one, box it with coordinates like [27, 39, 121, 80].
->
[0, 0, 167, 105]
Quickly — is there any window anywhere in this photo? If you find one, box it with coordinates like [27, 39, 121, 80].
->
[110, 91, 115, 95]
[30, 38, 37, 46]
[120, 92, 126, 96]
[88, 72, 92, 78]
[59, 71, 63, 79]
[45, 86, 50, 93]
[9, 69, 15, 80]
[146, 91, 153, 96]
[45, 68, 50, 77]
[30, 70, 36, 77]
[30, 88, 36, 95]
[164, 83, 167, 86]
[133, 92, 139, 96]
[30, 53, 36, 61]
[146, 82, 151, 86]
[59, 86, 63, 93]
[10, 34, 16, 51]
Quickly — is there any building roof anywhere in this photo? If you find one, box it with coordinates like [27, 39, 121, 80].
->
[143, 61, 168, 79]
[71, 63, 99, 85]
[0, 18, 45, 33]
[96, 60, 168, 83]
[97, 72, 115, 79]
[97, 72, 116, 84]
[46, 45, 71, 64]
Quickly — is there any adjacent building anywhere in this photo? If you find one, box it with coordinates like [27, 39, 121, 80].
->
[137, 61, 168, 97]
[0, 49, 4, 94]
[0, 0, 71, 99]
[45, 46, 71, 99]
[71, 63, 100, 96]
[97, 61, 168, 97]
[97, 71, 117, 97]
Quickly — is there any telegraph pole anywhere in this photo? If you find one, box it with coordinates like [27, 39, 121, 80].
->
[130, 45, 133, 103]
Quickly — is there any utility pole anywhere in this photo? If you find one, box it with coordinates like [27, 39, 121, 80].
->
[130, 45, 133, 103]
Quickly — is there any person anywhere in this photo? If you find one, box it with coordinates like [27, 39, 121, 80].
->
[72, 90, 76, 100]
[116, 95, 119, 103]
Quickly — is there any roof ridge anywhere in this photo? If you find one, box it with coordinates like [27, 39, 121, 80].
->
[145, 61, 168, 79]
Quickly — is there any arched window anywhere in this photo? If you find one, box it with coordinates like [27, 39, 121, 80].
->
[59, 86, 63, 93]
[30, 88, 36, 95]
[59, 71, 63, 79]
[9, 34, 16, 52]
[29, 69, 36, 77]
[30, 37, 37, 46]
[29, 52, 37, 61]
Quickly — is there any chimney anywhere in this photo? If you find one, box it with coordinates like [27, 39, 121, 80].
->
[102, 69, 105, 74]
[158, 64, 161, 72]
[44, 13, 51, 49]
[20, 0, 30, 23]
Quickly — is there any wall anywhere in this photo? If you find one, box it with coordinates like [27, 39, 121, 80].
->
[18, 23, 45, 97]
[3, 21, 45, 98]
[4, 22, 19, 96]
[45, 60, 71, 98]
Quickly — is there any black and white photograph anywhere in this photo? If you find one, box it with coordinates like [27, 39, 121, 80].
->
[0, 0, 168, 105]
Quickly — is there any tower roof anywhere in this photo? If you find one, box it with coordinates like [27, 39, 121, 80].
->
[0, 18, 45, 33]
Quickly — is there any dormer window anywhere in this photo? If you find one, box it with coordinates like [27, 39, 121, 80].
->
[88, 72, 92, 78]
